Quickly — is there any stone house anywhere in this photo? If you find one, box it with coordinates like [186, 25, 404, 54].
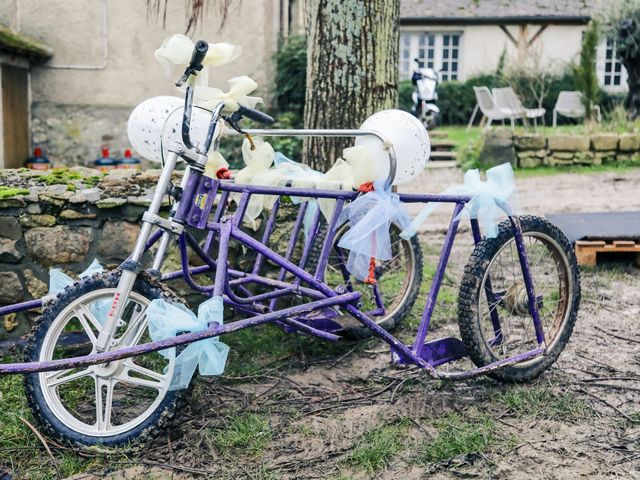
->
[0, 0, 631, 169]
[400, 0, 628, 91]
[0, 0, 305, 168]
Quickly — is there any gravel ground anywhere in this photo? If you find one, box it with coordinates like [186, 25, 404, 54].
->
[5, 165, 640, 480]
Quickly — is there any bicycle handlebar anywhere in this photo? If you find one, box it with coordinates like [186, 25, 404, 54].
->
[236, 105, 275, 125]
[176, 40, 208, 87]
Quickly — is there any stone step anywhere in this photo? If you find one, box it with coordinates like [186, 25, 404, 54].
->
[429, 130, 448, 138]
[431, 140, 456, 150]
[430, 151, 457, 161]
[427, 160, 458, 169]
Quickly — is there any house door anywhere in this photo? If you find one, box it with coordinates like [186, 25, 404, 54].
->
[1, 64, 29, 168]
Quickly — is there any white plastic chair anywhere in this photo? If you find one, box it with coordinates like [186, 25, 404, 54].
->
[553, 91, 602, 126]
[467, 86, 509, 130]
[493, 87, 546, 128]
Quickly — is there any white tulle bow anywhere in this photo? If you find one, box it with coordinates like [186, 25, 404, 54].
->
[155, 34, 241, 69]
[193, 76, 263, 112]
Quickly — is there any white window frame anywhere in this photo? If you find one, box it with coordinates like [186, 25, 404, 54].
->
[399, 31, 463, 81]
[596, 37, 628, 93]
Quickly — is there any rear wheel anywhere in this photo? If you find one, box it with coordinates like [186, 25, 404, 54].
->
[313, 222, 423, 338]
[458, 216, 580, 382]
[24, 271, 188, 446]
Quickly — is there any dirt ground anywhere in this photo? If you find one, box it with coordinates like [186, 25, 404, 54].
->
[5, 166, 640, 479]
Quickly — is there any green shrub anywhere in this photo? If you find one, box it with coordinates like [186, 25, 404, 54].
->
[574, 20, 601, 121]
[398, 79, 413, 112]
[273, 35, 307, 117]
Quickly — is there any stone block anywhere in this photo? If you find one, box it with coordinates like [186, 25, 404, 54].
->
[513, 134, 546, 150]
[591, 134, 619, 151]
[24, 269, 48, 299]
[20, 213, 56, 227]
[0, 197, 26, 208]
[96, 197, 127, 209]
[25, 226, 92, 265]
[97, 220, 140, 260]
[519, 156, 542, 168]
[0, 271, 24, 303]
[0, 238, 22, 263]
[574, 151, 597, 165]
[0, 216, 22, 239]
[59, 209, 97, 220]
[553, 152, 575, 160]
[547, 135, 590, 151]
[517, 150, 536, 159]
[619, 133, 640, 151]
[478, 129, 517, 167]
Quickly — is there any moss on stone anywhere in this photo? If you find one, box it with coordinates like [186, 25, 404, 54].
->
[0, 23, 53, 62]
[0, 186, 30, 199]
[37, 169, 84, 186]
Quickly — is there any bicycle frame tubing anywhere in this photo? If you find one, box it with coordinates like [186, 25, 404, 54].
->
[0, 89, 546, 378]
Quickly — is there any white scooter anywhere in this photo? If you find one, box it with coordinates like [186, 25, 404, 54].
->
[411, 58, 440, 130]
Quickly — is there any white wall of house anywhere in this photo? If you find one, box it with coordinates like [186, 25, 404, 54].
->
[0, 0, 288, 165]
[0, 0, 281, 107]
[400, 23, 628, 93]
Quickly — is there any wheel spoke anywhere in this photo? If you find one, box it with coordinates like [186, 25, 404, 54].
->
[74, 305, 101, 345]
[118, 305, 149, 347]
[45, 368, 93, 388]
[117, 359, 168, 390]
[95, 376, 114, 431]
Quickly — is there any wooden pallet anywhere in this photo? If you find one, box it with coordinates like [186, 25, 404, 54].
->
[575, 240, 640, 267]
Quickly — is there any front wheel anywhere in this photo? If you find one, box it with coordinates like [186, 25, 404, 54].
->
[458, 216, 580, 382]
[24, 271, 188, 446]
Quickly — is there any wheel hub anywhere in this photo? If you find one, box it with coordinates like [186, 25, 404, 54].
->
[502, 282, 530, 315]
[92, 360, 123, 377]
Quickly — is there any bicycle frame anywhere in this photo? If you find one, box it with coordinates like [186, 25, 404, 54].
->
[0, 70, 548, 379]
[0, 132, 546, 380]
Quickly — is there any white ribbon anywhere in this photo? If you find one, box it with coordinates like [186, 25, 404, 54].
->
[230, 140, 383, 230]
[155, 34, 241, 70]
[401, 163, 519, 239]
[193, 76, 263, 112]
[204, 151, 229, 179]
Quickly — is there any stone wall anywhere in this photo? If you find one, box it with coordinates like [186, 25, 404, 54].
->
[479, 130, 640, 168]
[0, 166, 300, 343]
[31, 102, 132, 167]
[0, 167, 175, 341]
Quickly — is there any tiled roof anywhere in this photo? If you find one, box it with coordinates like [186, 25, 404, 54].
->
[400, 0, 612, 23]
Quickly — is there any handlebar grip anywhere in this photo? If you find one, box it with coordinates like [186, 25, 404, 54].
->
[237, 105, 275, 125]
[189, 40, 209, 70]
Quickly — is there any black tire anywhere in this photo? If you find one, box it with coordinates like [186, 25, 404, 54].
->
[24, 270, 189, 447]
[309, 221, 423, 339]
[458, 215, 580, 382]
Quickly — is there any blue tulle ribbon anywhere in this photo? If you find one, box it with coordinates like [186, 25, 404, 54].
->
[337, 180, 412, 281]
[147, 295, 229, 390]
[48, 259, 111, 324]
[401, 163, 519, 240]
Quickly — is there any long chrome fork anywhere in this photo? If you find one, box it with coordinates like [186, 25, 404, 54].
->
[95, 149, 181, 352]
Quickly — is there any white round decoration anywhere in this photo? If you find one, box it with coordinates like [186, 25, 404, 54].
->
[127, 96, 215, 163]
[354, 109, 431, 185]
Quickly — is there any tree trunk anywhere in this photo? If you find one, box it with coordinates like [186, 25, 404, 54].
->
[303, 0, 399, 172]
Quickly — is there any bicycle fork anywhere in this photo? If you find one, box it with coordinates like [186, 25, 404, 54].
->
[95, 148, 183, 352]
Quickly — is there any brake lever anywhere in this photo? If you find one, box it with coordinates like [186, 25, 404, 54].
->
[221, 114, 255, 150]
[176, 64, 204, 87]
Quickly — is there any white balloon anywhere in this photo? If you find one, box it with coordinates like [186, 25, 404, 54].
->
[354, 110, 431, 185]
[127, 96, 215, 163]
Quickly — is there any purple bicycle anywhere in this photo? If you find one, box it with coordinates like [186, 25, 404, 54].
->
[0, 40, 580, 446]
